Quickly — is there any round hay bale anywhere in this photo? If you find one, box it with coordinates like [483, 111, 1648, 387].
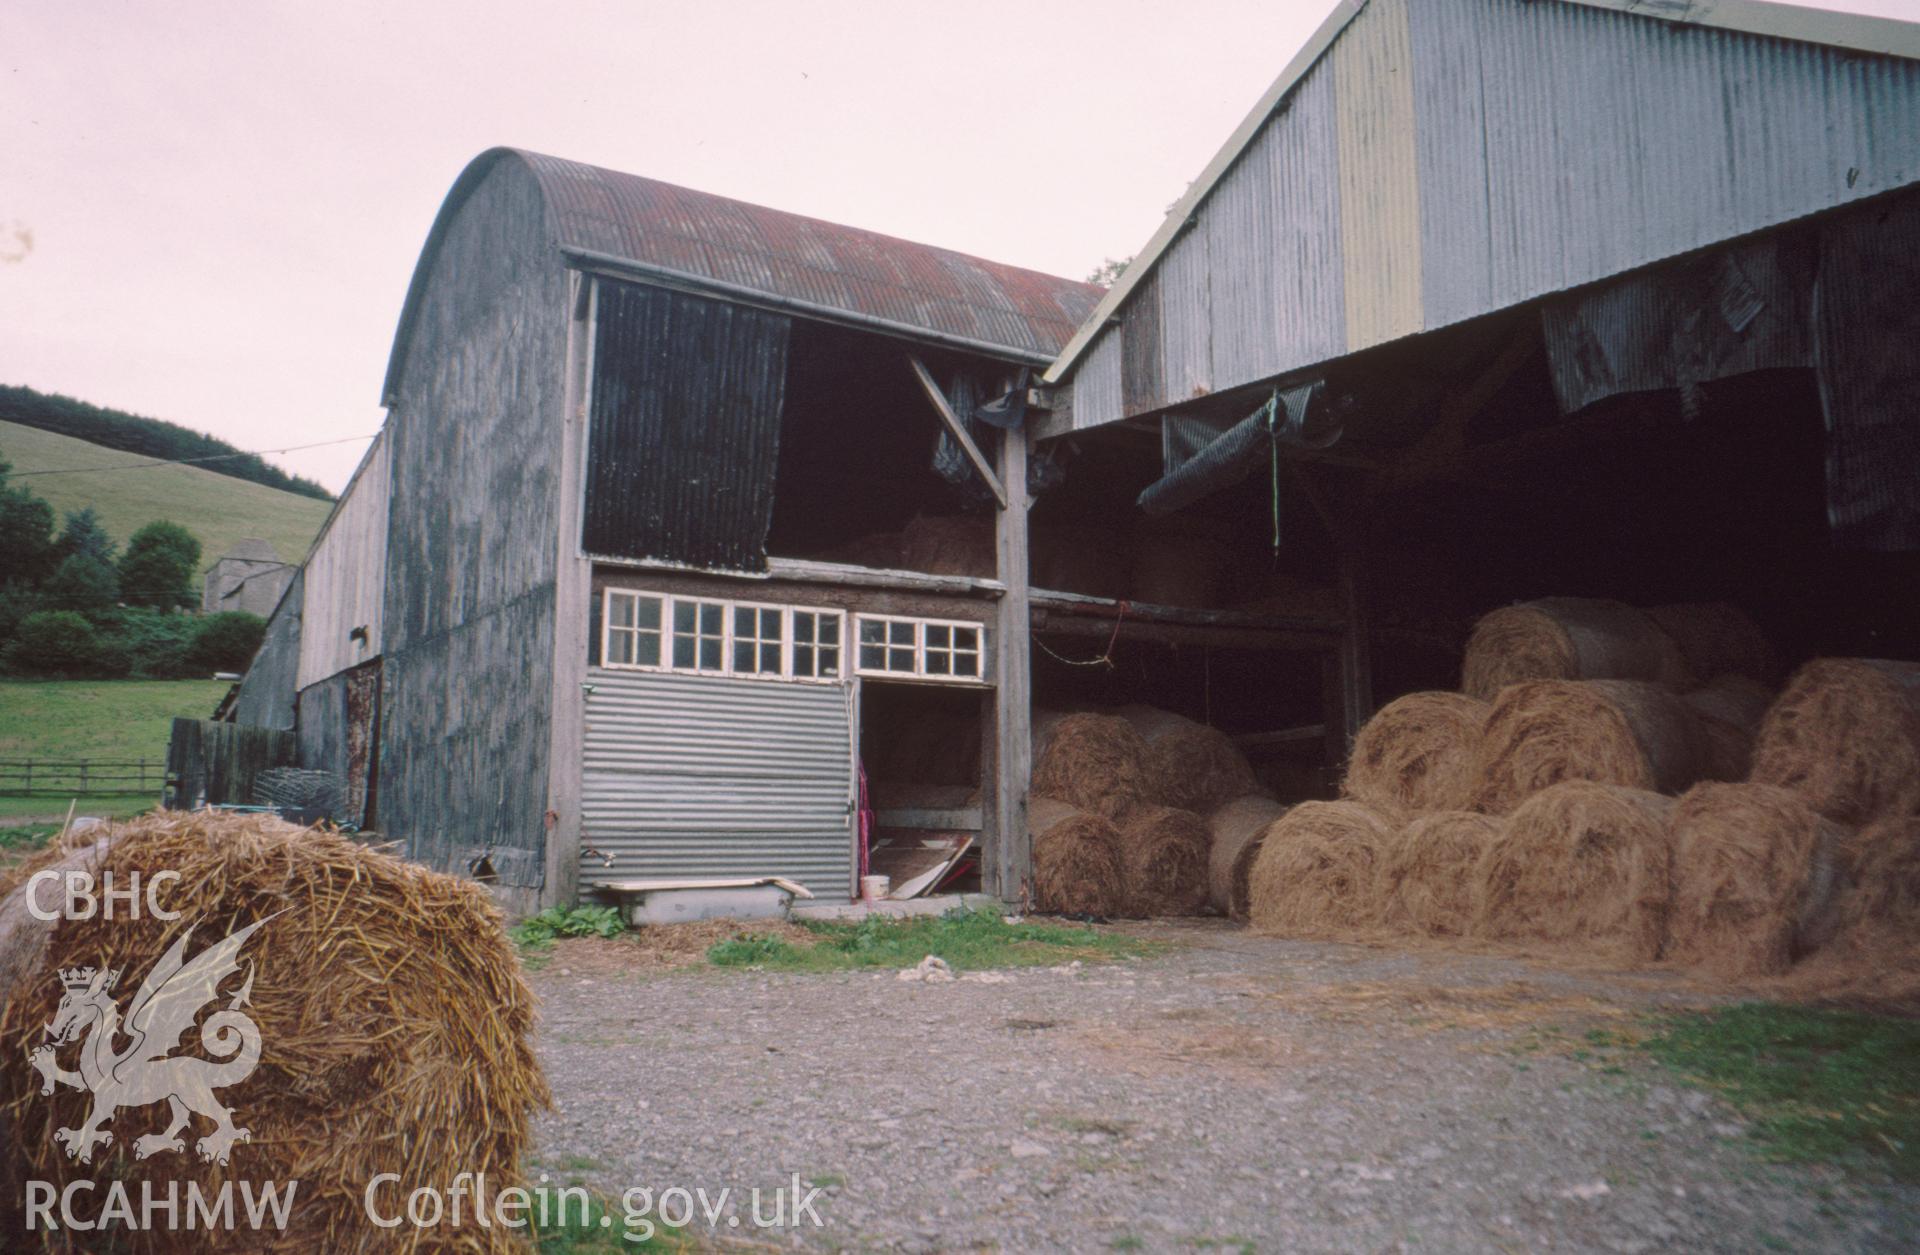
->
[1469, 679, 1711, 815]
[1668, 782, 1844, 978]
[1030, 798, 1128, 918]
[1461, 597, 1692, 700]
[0, 811, 547, 1253]
[1115, 707, 1259, 813]
[1245, 800, 1402, 937]
[1472, 781, 1675, 963]
[1750, 658, 1920, 826]
[1380, 811, 1503, 937]
[900, 511, 994, 578]
[1343, 691, 1489, 814]
[1682, 674, 1774, 782]
[1114, 805, 1211, 917]
[1206, 796, 1290, 919]
[1647, 602, 1776, 686]
[1031, 713, 1151, 821]
[1838, 815, 1920, 928]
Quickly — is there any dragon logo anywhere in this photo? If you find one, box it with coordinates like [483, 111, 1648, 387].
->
[26, 918, 270, 1167]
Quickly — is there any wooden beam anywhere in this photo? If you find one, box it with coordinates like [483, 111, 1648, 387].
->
[1376, 334, 1539, 497]
[908, 355, 1007, 508]
[1232, 724, 1328, 750]
[1029, 587, 1343, 637]
[1295, 465, 1375, 755]
[1030, 612, 1332, 653]
[990, 424, 1032, 906]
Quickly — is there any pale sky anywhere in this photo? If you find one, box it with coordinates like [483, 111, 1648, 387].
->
[6, 0, 1918, 494]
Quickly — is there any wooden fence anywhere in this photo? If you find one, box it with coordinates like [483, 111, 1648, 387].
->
[164, 718, 296, 810]
[0, 759, 167, 797]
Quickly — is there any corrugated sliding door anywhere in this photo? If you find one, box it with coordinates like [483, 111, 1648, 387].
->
[581, 668, 854, 897]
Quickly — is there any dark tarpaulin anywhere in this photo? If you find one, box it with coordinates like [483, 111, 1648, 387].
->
[584, 280, 792, 570]
[1815, 191, 1920, 552]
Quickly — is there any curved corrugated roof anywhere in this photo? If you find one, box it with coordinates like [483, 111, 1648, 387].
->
[385, 148, 1101, 401]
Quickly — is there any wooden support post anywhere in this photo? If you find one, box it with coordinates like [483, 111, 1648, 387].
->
[1297, 464, 1375, 771]
[908, 355, 1008, 508]
[990, 422, 1032, 905]
[542, 272, 595, 910]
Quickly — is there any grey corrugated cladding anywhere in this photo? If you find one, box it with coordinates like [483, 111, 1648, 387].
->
[231, 569, 303, 732]
[580, 669, 855, 897]
[1057, 0, 1920, 429]
[383, 149, 1101, 403]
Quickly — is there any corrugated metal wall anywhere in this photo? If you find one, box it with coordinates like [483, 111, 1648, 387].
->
[583, 280, 792, 570]
[378, 154, 569, 884]
[581, 669, 855, 897]
[296, 432, 390, 690]
[1066, 0, 1920, 431]
[231, 570, 302, 732]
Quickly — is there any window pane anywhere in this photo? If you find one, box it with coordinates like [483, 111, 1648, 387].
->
[926, 651, 951, 676]
[955, 650, 978, 677]
[700, 638, 722, 670]
[860, 643, 885, 670]
[954, 626, 979, 652]
[889, 646, 914, 671]
[609, 595, 636, 628]
[926, 623, 950, 649]
[700, 603, 723, 634]
[761, 642, 780, 671]
[794, 615, 815, 645]
[733, 640, 755, 672]
[673, 635, 695, 669]
[889, 621, 914, 646]
[734, 605, 755, 635]
[819, 646, 839, 675]
[673, 601, 696, 633]
[819, 617, 839, 646]
[636, 597, 661, 630]
[761, 609, 781, 637]
[635, 631, 661, 666]
[794, 644, 815, 675]
[859, 619, 885, 646]
[608, 632, 635, 665]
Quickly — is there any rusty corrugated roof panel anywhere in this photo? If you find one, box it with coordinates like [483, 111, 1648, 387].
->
[521, 149, 1101, 359]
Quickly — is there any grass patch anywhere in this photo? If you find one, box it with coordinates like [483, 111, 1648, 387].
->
[707, 906, 1151, 973]
[532, 1186, 682, 1251]
[1640, 1002, 1920, 1180]
[0, 678, 231, 823]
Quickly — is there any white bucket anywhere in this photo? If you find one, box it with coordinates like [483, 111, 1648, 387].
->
[860, 874, 891, 903]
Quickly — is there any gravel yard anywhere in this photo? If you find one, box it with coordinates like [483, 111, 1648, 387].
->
[531, 920, 1917, 1253]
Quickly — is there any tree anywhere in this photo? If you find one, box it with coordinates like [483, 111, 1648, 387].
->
[4, 610, 102, 676]
[51, 506, 117, 566]
[40, 552, 118, 617]
[117, 520, 202, 609]
[0, 457, 55, 587]
[1085, 256, 1131, 288]
[185, 612, 267, 673]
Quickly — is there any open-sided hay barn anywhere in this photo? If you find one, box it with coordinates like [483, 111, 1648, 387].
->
[218, 0, 1920, 913]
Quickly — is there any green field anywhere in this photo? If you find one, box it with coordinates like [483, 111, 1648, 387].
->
[0, 678, 229, 820]
[0, 419, 332, 570]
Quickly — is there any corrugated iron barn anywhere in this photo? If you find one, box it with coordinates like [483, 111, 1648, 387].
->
[219, 0, 1920, 914]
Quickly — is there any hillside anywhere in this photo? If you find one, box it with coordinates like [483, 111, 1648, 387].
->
[0, 419, 333, 569]
[0, 383, 332, 500]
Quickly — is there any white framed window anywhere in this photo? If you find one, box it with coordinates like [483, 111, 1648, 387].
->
[855, 614, 987, 683]
[791, 609, 844, 681]
[600, 590, 844, 683]
[603, 591, 664, 668]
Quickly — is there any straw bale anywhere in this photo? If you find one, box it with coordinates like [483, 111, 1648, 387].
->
[1750, 658, 1920, 826]
[1681, 674, 1773, 782]
[1471, 782, 1676, 964]
[900, 512, 994, 578]
[1031, 713, 1150, 821]
[1668, 782, 1843, 978]
[1030, 798, 1127, 918]
[1113, 805, 1211, 917]
[1461, 597, 1691, 699]
[1343, 691, 1488, 814]
[1115, 707, 1258, 813]
[1206, 796, 1290, 919]
[1246, 800, 1403, 937]
[1647, 602, 1776, 686]
[1380, 811, 1503, 937]
[1470, 679, 1711, 815]
[0, 811, 547, 1254]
